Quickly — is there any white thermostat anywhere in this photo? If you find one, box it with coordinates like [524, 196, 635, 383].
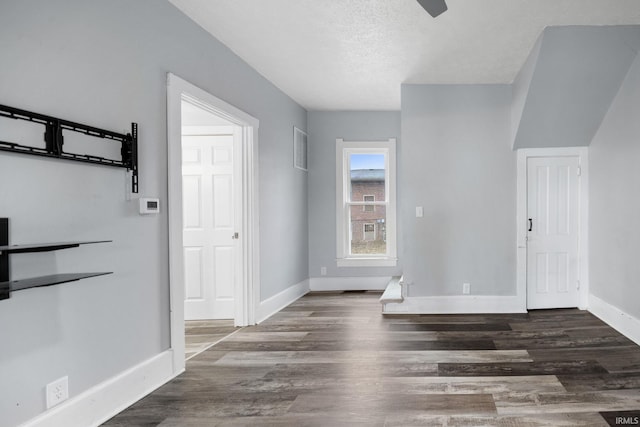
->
[139, 198, 160, 215]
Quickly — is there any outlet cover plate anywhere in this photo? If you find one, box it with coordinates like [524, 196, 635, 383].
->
[46, 376, 69, 409]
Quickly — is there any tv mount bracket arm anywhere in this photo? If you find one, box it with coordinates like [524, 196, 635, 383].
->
[0, 103, 138, 193]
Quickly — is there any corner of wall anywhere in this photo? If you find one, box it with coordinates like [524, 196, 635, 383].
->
[256, 279, 310, 323]
[511, 31, 545, 150]
[589, 293, 640, 346]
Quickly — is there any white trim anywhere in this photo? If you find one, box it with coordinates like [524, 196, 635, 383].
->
[336, 138, 397, 267]
[245, 124, 260, 326]
[309, 276, 391, 292]
[516, 147, 589, 311]
[382, 295, 526, 314]
[181, 125, 235, 136]
[19, 351, 176, 427]
[256, 279, 310, 323]
[379, 276, 404, 304]
[167, 73, 260, 376]
[589, 294, 640, 346]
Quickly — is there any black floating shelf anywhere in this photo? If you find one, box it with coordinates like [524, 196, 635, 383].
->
[0, 240, 112, 254]
[0, 218, 113, 301]
[2, 272, 112, 293]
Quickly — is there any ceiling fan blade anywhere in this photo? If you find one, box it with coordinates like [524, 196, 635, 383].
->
[416, 0, 448, 17]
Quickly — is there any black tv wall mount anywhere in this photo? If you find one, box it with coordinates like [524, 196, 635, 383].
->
[0, 103, 138, 193]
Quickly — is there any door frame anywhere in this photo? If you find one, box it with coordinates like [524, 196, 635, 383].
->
[516, 147, 589, 311]
[167, 73, 260, 374]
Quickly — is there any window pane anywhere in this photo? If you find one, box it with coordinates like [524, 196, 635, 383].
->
[350, 205, 386, 255]
[350, 154, 385, 202]
[363, 195, 375, 212]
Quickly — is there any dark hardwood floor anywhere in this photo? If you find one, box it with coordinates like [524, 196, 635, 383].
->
[103, 291, 640, 426]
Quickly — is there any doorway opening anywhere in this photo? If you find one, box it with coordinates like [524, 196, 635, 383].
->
[167, 73, 260, 374]
[181, 102, 239, 321]
[516, 147, 589, 311]
[181, 101, 242, 359]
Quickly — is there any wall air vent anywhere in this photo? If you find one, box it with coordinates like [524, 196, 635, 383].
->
[293, 126, 308, 172]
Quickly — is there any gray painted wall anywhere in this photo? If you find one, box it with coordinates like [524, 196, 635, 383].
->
[400, 84, 516, 297]
[513, 26, 640, 149]
[0, 1, 306, 425]
[590, 50, 640, 320]
[511, 34, 542, 147]
[307, 111, 402, 278]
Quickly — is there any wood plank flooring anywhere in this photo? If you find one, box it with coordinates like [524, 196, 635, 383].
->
[103, 292, 640, 426]
[185, 319, 239, 360]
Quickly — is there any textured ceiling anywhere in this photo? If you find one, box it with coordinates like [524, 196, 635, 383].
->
[168, 0, 640, 111]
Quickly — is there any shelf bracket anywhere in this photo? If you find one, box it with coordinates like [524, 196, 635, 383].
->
[0, 219, 9, 300]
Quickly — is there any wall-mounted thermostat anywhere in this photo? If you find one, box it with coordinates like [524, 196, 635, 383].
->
[139, 198, 160, 215]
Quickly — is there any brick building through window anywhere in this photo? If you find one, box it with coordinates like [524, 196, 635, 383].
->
[350, 169, 386, 253]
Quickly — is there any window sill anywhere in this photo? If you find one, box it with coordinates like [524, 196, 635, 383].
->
[336, 257, 397, 267]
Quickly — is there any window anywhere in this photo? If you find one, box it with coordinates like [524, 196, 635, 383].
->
[363, 223, 375, 240]
[336, 138, 397, 267]
[363, 195, 375, 212]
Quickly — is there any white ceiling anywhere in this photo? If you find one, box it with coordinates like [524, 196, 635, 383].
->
[169, 0, 640, 111]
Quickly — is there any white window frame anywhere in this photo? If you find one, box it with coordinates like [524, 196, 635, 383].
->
[336, 138, 397, 267]
[363, 195, 375, 212]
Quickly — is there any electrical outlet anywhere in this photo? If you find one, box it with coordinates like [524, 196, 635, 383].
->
[320, 267, 327, 276]
[46, 376, 68, 409]
[463, 283, 470, 294]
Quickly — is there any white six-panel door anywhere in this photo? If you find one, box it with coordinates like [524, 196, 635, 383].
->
[182, 131, 238, 320]
[526, 156, 580, 309]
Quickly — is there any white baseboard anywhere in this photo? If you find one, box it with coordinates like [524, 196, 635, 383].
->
[20, 350, 177, 427]
[589, 293, 640, 346]
[383, 295, 526, 314]
[309, 276, 390, 292]
[256, 279, 310, 323]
